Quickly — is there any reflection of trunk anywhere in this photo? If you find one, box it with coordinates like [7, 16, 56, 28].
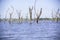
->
[36, 8, 42, 23]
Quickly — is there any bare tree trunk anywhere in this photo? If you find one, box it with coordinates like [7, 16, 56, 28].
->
[36, 8, 42, 23]
[29, 7, 33, 24]
[56, 8, 60, 22]
[34, 0, 37, 22]
[18, 13, 21, 23]
[16, 10, 21, 23]
[5, 8, 9, 22]
[36, 16, 39, 23]
[0, 14, 1, 22]
[56, 18, 58, 22]
[51, 10, 54, 21]
[9, 6, 14, 24]
[26, 13, 28, 22]
[9, 13, 12, 24]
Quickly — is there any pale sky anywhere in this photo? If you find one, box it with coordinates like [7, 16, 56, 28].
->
[0, 0, 60, 18]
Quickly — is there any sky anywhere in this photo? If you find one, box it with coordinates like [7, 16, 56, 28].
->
[0, 0, 60, 18]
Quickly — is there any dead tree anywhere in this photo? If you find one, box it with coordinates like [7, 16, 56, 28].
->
[51, 9, 60, 22]
[34, 0, 37, 21]
[16, 10, 21, 23]
[9, 13, 13, 24]
[26, 13, 28, 22]
[18, 12, 21, 23]
[29, 6, 33, 24]
[56, 8, 60, 22]
[36, 8, 42, 23]
[51, 10, 54, 21]
[34, 0, 37, 14]
[5, 8, 9, 22]
[0, 14, 1, 22]
[9, 6, 14, 24]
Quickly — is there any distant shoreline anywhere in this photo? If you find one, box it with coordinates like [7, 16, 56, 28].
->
[0, 18, 60, 21]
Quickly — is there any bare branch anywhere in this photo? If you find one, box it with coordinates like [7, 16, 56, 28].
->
[38, 8, 42, 17]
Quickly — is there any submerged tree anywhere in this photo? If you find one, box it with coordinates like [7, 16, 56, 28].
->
[51, 9, 60, 22]
[5, 8, 9, 22]
[16, 10, 21, 23]
[0, 14, 1, 22]
[34, 0, 42, 23]
[29, 6, 33, 24]
[51, 10, 54, 21]
[9, 13, 12, 23]
[34, 0, 37, 22]
[9, 6, 14, 24]
[56, 8, 60, 22]
[36, 8, 42, 23]
[26, 13, 28, 22]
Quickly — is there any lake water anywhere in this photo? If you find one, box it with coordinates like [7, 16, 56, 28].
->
[0, 20, 60, 40]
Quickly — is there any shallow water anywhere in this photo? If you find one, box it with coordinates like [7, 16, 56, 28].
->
[0, 21, 60, 40]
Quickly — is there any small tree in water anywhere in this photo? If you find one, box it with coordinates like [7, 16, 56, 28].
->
[5, 8, 9, 22]
[9, 13, 13, 24]
[51, 9, 60, 22]
[56, 8, 60, 22]
[9, 6, 14, 24]
[36, 8, 42, 23]
[0, 14, 1, 22]
[16, 10, 21, 23]
[29, 6, 33, 24]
